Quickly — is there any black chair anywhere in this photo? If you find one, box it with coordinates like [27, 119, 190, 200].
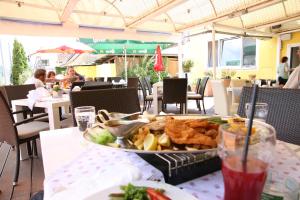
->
[187, 77, 209, 113]
[94, 77, 105, 82]
[127, 77, 139, 88]
[107, 77, 122, 83]
[70, 88, 141, 126]
[70, 81, 85, 90]
[1, 84, 46, 118]
[0, 92, 48, 185]
[237, 87, 300, 145]
[139, 78, 162, 111]
[162, 78, 187, 114]
[81, 82, 113, 90]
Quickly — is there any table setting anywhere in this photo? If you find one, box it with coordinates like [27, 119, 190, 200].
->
[41, 86, 300, 200]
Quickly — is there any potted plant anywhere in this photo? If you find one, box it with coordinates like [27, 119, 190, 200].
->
[52, 84, 63, 98]
[204, 70, 213, 97]
[183, 60, 194, 73]
[221, 69, 236, 87]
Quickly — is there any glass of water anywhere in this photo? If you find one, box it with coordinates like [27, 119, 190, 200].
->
[245, 102, 268, 122]
[74, 106, 95, 132]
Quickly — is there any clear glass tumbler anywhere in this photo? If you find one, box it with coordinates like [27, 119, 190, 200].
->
[245, 102, 268, 122]
[218, 121, 276, 200]
[74, 106, 96, 132]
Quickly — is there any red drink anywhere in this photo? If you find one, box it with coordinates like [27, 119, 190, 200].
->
[222, 156, 268, 200]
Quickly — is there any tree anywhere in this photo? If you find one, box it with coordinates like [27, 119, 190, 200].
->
[11, 40, 29, 85]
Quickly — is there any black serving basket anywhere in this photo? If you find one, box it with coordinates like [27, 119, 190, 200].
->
[138, 152, 221, 185]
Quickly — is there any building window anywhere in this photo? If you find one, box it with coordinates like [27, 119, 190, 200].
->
[38, 59, 50, 67]
[207, 37, 256, 69]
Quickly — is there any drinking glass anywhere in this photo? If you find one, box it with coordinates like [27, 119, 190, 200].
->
[245, 102, 268, 122]
[218, 121, 276, 200]
[74, 106, 95, 132]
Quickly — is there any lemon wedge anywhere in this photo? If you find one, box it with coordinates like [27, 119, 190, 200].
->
[158, 133, 171, 147]
[143, 134, 158, 151]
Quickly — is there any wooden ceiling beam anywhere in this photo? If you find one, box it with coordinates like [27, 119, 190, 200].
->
[176, 0, 284, 31]
[126, 0, 186, 28]
[60, 0, 80, 23]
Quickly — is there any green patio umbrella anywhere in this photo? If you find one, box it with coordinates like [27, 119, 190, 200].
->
[80, 38, 174, 81]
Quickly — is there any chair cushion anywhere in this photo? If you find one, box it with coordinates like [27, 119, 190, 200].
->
[17, 121, 49, 139]
[187, 94, 202, 99]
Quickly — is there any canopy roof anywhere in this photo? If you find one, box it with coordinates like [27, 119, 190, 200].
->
[80, 38, 174, 54]
[0, 0, 299, 40]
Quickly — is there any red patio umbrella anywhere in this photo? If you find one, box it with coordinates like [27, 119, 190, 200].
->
[34, 41, 95, 54]
[154, 45, 164, 72]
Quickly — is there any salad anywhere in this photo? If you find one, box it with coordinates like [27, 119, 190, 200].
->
[109, 183, 171, 200]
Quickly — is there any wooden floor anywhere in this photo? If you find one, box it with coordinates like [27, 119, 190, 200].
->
[0, 140, 44, 200]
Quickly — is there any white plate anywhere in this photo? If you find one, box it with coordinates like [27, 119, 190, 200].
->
[85, 181, 198, 200]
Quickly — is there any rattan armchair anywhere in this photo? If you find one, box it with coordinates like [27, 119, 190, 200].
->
[237, 87, 300, 145]
[70, 88, 141, 126]
[162, 78, 187, 114]
[0, 92, 48, 186]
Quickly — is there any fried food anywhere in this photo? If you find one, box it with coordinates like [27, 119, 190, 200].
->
[165, 117, 218, 147]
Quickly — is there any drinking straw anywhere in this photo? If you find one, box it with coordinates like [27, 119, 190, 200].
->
[242, 84, 259, 165]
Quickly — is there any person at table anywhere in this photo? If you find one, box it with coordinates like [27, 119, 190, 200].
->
[63, 66, 81, 88]
[46, 71, 57, 83]
[277, 56, 289, 86]
[25, 69, 46, 88]
[284, 48, 300, 89]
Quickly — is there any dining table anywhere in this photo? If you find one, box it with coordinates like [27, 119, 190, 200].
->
[40, 127, 300, 200]
[11, 94, 70, 130]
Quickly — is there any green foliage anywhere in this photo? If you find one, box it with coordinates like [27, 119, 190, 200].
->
[19, 67, 33, 85]
[182, 59, 194, 73]
[204, 70, 213, 78]
[122, 56, 169, 83]
[11, 40, 29, 85]
[221, 69, 236, 79]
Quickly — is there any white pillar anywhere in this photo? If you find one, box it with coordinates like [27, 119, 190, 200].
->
[177, 34, 183, 78]
[212, 24, 217, 79]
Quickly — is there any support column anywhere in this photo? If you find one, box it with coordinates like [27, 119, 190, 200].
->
[178, 34, 183, 78]
[212, 24, 217, 79]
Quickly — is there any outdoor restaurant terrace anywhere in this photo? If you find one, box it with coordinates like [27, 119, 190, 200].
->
[0, 0, 300, 200]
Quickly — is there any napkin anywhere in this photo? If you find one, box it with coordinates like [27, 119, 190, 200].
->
[48, 163, 142, 200]
[119, 79, 126, 84]
[72, 86, 81, 91]
[27, 87, 51, 110]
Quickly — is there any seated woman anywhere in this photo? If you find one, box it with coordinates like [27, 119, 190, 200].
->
[63, 66, 80, 88]
[46, 71, 57, 83]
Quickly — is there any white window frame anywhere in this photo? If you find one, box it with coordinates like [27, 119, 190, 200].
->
[206, 37, 258, 70]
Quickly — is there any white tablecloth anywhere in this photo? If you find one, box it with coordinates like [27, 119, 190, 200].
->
[42, 128, 300, 200]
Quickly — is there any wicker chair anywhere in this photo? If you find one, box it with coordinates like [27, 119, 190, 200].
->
[81, 82, 113, 90]
[94, 77, 105, 82]
[70, 88, 141, 126]
[144, 77, 152, 94]
[162, 78, 187, 114]
[107, 77, 122, 83]
[139, 78, 162, 111]
[127, 77, 139, 88]
[0, 84, 46, 118]
[237, 87, 300, 145]
[187, 77, 209, 113]
[0, 92, 48, 185]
